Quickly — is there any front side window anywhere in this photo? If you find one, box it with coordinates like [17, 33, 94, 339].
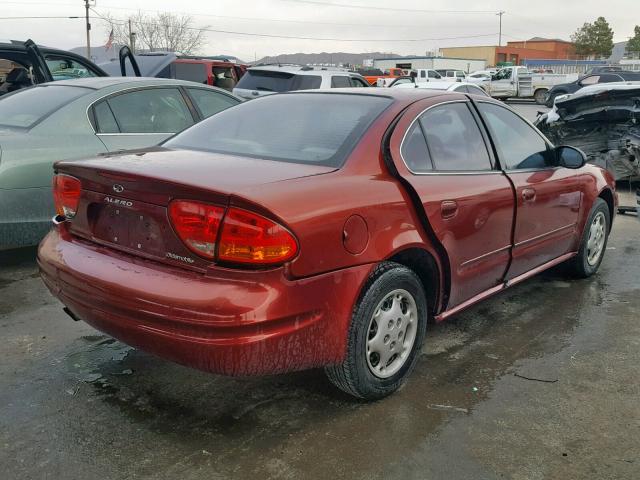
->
[350, 77, 368, 87]
[419, 103, 491, 171]
[187, 88, 240, 119]
[104, 88, 194, 134]
[165, 93, 392, 167]
[478, 103, 553, 170]
[580, 75, 599, 86]
[45, 56, 99, 80]
[428, 71, 439, 78]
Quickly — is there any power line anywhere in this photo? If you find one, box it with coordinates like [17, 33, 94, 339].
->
[91, 1, 494, 29]
[100, 14, 501, 42]
[280, 0, 497, 14]
[0, 16, 82, 20]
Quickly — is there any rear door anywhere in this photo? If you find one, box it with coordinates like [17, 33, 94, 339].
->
[388, 98, 516, 308]
[91, 87, 197, 151]
[475, 101, 583, 279]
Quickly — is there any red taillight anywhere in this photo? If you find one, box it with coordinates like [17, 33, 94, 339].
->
[168, 200, 225, 259]
[52, 174, 81, 218]
[218, 207, 298, 265]
[168, 201, 298, 265]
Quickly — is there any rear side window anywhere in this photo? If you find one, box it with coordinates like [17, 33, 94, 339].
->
[165, 93, 392, 167]
[401, 122, 432, 172]
[172, 63, 207, 84]
[235, 70, 321, 92]
[478, 102, 552, 170]
[331, 76, 351, 88]
[102, 88, 194, 134]
[0, 85, 88, 128]
[419, 103, 491, 171]
[93, 101, 119, 133]
[187, 88, 240, 118]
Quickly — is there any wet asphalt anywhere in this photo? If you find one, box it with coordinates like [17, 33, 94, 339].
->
[1, 103, 639, 480]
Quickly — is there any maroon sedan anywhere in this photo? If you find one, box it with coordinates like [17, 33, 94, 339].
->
[39, 89, 616, 399]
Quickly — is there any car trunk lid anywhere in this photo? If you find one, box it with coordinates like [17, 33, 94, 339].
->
[55, 147, 335, 271]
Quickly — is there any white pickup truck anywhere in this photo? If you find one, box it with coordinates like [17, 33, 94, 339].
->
[377, 69, 443, 87]
[482, 66, 578, 104]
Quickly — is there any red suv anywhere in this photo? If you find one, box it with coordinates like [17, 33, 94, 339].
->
[170, 57, 247, 91]
[39, 89, 616, 400]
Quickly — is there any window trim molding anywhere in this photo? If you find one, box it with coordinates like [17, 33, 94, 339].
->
[86, 84, 197, 135]
[399, 100, 496, 175]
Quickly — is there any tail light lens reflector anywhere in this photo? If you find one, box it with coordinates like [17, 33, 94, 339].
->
[52, 174, 81, 218]
[218, 208, 298, 265]
[168, 200, 225, 259]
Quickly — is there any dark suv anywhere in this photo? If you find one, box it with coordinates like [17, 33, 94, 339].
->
[0, 39, 107, 96]
[545, 70, 640, 107]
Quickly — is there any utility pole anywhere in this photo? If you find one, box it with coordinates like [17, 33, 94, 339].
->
[84, 0, 91, 59]
[128, 18, 136, 53]
[497, 11, 505, 47]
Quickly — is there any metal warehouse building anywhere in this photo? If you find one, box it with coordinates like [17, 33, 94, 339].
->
[372, 56, 486, 73]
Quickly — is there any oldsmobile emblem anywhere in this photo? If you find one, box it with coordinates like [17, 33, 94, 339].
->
[113, 184, 124, 193]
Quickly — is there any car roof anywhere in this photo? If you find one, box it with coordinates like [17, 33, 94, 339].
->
[247, 65, 355, 76]
[284, 87, 459, 105]
[44, 76, 216, 90]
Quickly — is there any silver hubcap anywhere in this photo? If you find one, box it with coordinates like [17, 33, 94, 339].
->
[366, 289, 418, 379]
[587, 212, 606, 266]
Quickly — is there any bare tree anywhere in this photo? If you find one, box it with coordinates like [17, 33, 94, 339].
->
[102, 11, 207, 55]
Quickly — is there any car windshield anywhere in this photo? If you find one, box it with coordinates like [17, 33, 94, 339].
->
[0, 85, 90, 128]
[235, 70, 321, 92]
[165, 93, 392, 167]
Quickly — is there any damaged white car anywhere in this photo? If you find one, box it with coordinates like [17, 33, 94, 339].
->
[535, 82, 640, 181]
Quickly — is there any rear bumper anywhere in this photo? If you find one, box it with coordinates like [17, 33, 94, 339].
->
[38, 227, 373, 375]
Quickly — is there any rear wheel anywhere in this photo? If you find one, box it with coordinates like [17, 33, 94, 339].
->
[325, 262, 427, 400]
[567, 198, 610, 277]
[534, 88, 548, 105]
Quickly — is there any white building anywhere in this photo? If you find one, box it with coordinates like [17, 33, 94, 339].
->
[373, 56, 486, 73]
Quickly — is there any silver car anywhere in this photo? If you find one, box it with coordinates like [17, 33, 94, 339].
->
[0, 77, 241, 249]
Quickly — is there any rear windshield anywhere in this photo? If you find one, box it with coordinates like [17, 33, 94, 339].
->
[0, 85, 89, 128]
[235, 70, 321, 92]
[164, 93, 392, 167]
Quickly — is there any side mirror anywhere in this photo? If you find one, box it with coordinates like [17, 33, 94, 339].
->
[557, 145, 586, 169]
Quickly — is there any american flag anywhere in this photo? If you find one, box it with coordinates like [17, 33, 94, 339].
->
[105, 29, 114, 51]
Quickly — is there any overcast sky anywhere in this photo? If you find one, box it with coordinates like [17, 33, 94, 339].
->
[2, 0, 637, 61]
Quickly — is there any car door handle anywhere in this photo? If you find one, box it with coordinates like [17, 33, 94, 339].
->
[441, 200, 458, 219]
[522, 188, 536, 202]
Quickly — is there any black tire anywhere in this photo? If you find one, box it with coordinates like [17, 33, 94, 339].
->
[325, 261, 428, 400]
[534, 88, 548, 105]
[545, 91, 562, 108]
[567, 198, 610, 278]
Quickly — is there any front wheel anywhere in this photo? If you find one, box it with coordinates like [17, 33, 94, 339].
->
[567, 198, 610, 277]
[325, 262, 427, 400]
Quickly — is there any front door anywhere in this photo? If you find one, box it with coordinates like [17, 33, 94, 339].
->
[389, 98, 516, 308]
[488, 69, 516, 98]
[476, 101, 582, 278]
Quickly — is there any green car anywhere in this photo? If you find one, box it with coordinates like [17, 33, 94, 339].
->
[0, 77, 241, 249]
